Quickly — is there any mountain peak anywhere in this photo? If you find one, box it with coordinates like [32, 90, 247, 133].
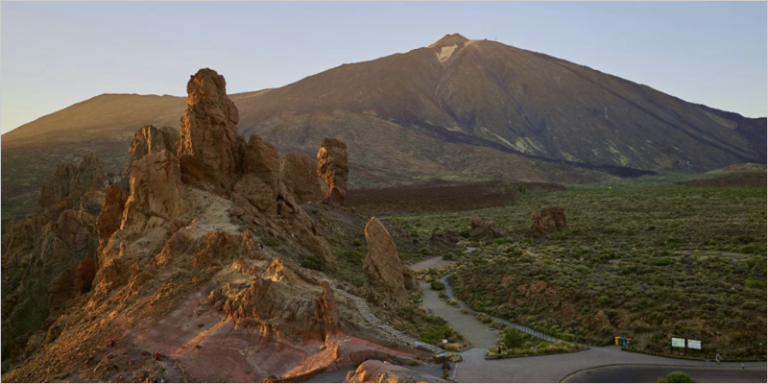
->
[429, 33, 469, 49]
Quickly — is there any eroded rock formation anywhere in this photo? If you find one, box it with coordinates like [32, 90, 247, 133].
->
[317, 138, 349, 207]
[95, 184, 129, 246]
[530, 207, 567, 236]
[468, 216, 502, 239]
[120, 150, 189, 233]
[37, 153, 106, 217]
[363, 218, 411, 307]
[178, 68, 242, 191]
[345, 360, 448, 383]
[234, 135, 280, 213]
[279, 152, 326, 205]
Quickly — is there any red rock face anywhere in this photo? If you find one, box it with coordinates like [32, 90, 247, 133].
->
[121, 150, 189, 233]
[75, 254, 97, 294]
[95, 184, 129, 246]
[279, 152, 326, 205]
[363, 217, 409, 307]
[37, 153, 106, 217]
[316, 138, 349, 207]
[234, 135, 280, 213]
[178, 68, 243, 192]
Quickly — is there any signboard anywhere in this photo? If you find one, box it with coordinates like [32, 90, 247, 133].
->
[671, 338, 686, 348]
[688, 340, 702, 350]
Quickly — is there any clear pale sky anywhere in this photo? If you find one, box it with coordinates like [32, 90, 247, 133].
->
[1, 1, 766, 134]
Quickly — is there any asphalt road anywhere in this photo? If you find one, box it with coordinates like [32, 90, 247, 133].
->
[563, 364, 767, 383]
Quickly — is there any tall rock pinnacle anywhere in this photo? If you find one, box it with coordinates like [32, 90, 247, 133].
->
[178, 68, 243, 192]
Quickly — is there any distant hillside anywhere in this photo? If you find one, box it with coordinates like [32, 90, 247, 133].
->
[3, 33, 765, 220]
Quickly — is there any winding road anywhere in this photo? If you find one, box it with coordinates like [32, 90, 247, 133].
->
[409, 257, 767, 383]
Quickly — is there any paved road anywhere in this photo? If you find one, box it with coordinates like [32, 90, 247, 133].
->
[563, 364, 767, 383]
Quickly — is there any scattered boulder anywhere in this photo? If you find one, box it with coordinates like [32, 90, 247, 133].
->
[345, 360, 448, 383]
[317, 138, 349, 207]
[530, 207, 566, 236]
[279, 152, 326, 204]
[430, 229, 461, 245]
[468, 216, 502, 239]
[120, 150, 189, 233]
[362, 218, 409, 307]
[178, 68, 243, 191]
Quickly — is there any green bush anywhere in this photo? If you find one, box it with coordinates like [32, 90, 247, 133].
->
[459, 230, 470, 238]
[263, 237, 279, 247]
[503, 329, 524, 349]
[301, 255, 325, 271]
[343, 250, 364, 263]
[419, 247, 432, 256]
[598, 295, 610, 305]
[745, 279, 765, 288]
[665, 371, 693, 383]
[430, 281, 446, 291]
[352, 239, 363, 247]
[653, 257, 672, 266]
[494, 238, 512, 245]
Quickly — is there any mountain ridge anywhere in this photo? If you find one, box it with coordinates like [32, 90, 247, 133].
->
[2, 34, 765, 220]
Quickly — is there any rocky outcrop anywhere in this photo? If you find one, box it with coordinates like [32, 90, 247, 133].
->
[279, 152, 326, 205]
[362, 218, 410, 307]
[95, 184, 129, 246]
[120, 150, 189, 233]
[178, 68, 243, 191]
[208, 273, 341, 343]
[123, 125, 179, 186]
[317, 138, 349, 207]
[530, 207, 567, 237]
[234, 135, 280, 213]
[191, 231, 265, 269]
[75, 254, 97, 294]
[468, 216, 502, 239]
[430, 229, 461, 245]
[37, 153, 106, 217]
[345, 360, 448, 383]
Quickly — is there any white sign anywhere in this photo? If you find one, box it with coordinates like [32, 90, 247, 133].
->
[671, 338, 686, 348]
[688, 340, 701, 350]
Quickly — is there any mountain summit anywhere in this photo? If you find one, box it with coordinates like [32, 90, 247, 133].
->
[428, 33, 469, 49]
[2, 34, 765, 219]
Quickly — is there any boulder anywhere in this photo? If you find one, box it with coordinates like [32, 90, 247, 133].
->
[120, 150, 189, 233]
[178, 68, 243, 191]
[468, 216, 502, 239]
[530, 207, 566, 236]
[430, 229, 461, 245]
[345, 360, 448, 383]
[317, 138, 349, 207]
[362, 218, 409, 307]
[279, 152, 326, 204]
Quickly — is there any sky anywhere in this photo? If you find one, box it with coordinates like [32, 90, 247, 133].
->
[1, 1, 766, 134]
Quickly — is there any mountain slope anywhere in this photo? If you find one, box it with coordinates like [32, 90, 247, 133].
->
[3, 34, 765, 220]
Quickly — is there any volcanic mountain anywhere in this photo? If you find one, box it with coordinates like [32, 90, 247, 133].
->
[3, 33, 765, 219]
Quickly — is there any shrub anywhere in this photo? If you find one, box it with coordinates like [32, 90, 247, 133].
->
[665, 371, 693, 383]
[494, 238, 511, 245]
[503, 329, 524, 349]
[352, 239, 363, 247]
[598, 295, 610, 305]
[459, 230, 470, 238]
[745, 279, 765, 288]
[419, 248, 432, 256]
[263, 237, 279, 247]
[343, 250, 364, 263]
[301, 255, 325, 271]
[653, 257, 672, 266]
[430, 281, 446, 291]
[476, 313, 492, 323]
